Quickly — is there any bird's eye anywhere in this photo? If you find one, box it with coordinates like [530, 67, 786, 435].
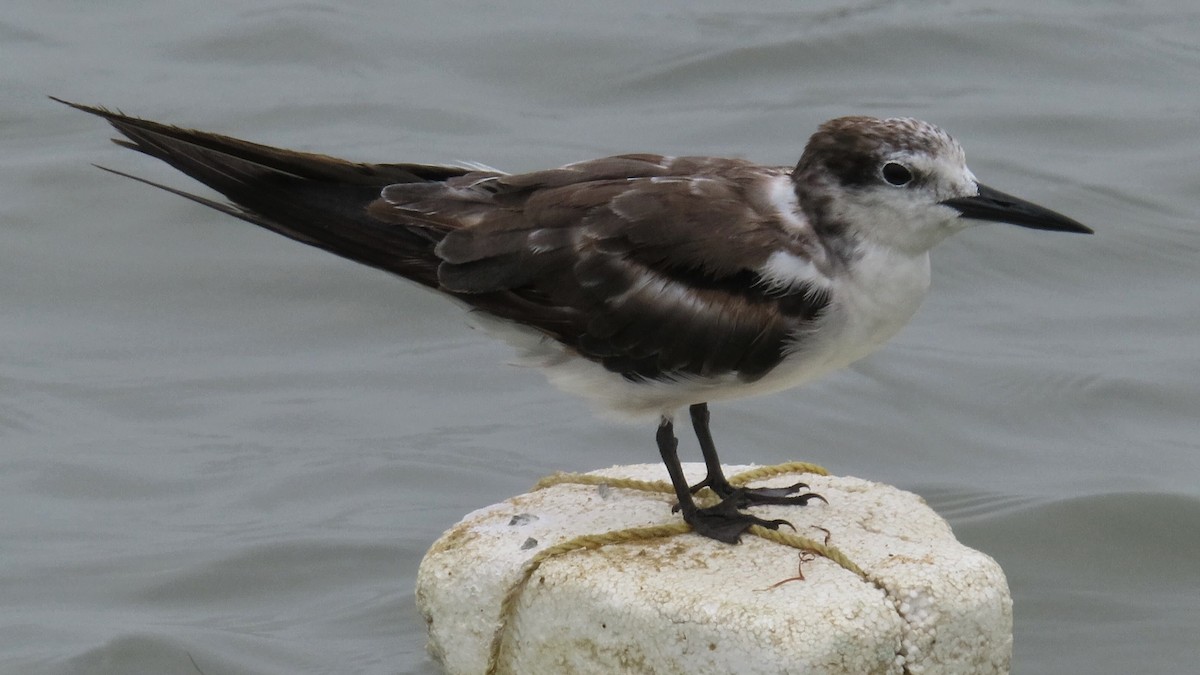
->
[881, 162, 913, 187]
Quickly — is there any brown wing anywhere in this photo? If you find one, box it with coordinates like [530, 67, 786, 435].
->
[371, 156, 831, 382]
[59, 97, 829, 382]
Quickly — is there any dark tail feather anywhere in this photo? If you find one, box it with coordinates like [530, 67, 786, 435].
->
[53, 97, 470, 288]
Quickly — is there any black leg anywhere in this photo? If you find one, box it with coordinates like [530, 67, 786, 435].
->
[656, 413, 791, 544]
[687, 402, 733, 494]
[656, 417, 700, 519]
[687, 402, 825, 507]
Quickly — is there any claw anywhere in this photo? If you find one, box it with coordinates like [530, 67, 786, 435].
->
[674, 482, 826, 512]
[682, 497, 796, 544]
[699, 479, 826, 508]
[734, 484, 827, 507]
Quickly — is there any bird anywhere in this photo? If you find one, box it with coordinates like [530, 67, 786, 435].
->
[55, 97, 1091, 544]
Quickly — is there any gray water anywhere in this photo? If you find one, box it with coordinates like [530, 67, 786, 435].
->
[4, 1, 1199, 673]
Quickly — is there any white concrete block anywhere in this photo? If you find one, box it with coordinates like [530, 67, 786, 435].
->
[416, 463, 1011, 674]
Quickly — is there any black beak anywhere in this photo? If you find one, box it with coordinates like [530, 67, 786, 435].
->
[941, 183, 1093, 234]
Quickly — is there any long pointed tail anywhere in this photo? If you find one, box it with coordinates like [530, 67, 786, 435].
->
[54, 97, 470, 288]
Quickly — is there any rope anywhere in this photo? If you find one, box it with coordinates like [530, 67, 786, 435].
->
[531, 472, 675, 495]
[485, 523, 690, 675]
[485, 462, 861, 674]
[748, 526, 866, 578]
[727, 461, 830, 483]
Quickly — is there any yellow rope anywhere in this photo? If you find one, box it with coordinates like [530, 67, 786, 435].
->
[532, 472, 675, 495]
[748, 526, 866, 578]
[727, 461, 830, 483]
[486, 462, 861, 674]
[485, 523, 690, 675]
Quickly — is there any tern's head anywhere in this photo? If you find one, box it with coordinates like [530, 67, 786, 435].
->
[793, 116, 1091, 254]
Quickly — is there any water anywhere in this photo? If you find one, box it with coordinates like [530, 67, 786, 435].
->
[4, 1, 1198, 673]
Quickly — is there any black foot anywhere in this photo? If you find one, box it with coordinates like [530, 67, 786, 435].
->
[684, 498, 795, 544]
[733, 482, 827, 507]
[689, 478, 826, 508]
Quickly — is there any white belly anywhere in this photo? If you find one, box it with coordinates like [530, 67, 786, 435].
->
[480, 247, 932, 421]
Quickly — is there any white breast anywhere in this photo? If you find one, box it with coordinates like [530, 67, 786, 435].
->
[653, 244, 932, 413]
[807, 244, 932, 370]
[471, 245, 931, 422]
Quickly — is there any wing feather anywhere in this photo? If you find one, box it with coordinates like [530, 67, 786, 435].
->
[371, 157, 834, 382]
